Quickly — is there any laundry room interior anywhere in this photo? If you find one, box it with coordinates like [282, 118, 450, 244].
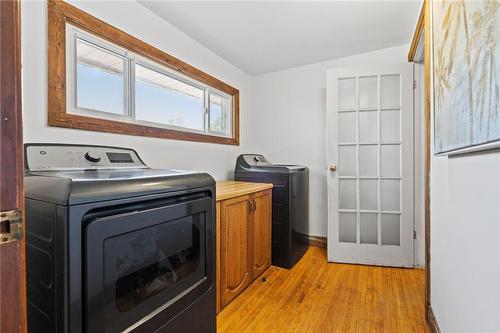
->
[1, 0, 500, 332]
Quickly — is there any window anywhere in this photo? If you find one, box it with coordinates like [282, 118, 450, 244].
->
[209, 92, 231, 134]
[76, 38, 126, 116]
[67, 25, 234, 139]
[48, 0, 239, 145]
[134, 63, 206, 131]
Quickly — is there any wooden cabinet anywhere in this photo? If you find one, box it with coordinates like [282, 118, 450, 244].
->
[220, 195, 252, 306]
[250, 190, 272, 280]
[216, 181, 272, 312]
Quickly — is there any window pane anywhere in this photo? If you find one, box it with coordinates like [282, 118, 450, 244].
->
[380, 179, 400, 211]
[380, 75, 400, 108]
[339, 179, 356, 210]
[339, 212, 356, 243]
[381, 214, 400, 246]
[76, 39, 125, 115]
[135, 64, 204, 131]
[381, 144, 400, 177]
[210, 92, 230, 134]
[358, 76, 377, 109]
[210, 94, 223, 133]
[338, 112, 356, 143]
[359, 111, 378, 143]
[358, 145, 378, 177]
[381, 109, 400, 142]
[359, 179, 378, 210]
[337, 78, 356, 109]
[360, 213, 378, 244]
[338, 146, 356, 176]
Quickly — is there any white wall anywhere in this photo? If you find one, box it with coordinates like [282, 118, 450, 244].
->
[249, 45, 411, 237]
[429, 8, 500, 332]
[431, 151, 500, 332]
[21, 0, 253, 181]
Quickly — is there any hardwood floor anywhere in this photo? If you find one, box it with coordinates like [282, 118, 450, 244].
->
[217, 246, 428, 333]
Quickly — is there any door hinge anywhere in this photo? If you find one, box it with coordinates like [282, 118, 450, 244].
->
[0, 209, 23, 244]
[413, 230, 417, 239]
[413, 80, 417, 89]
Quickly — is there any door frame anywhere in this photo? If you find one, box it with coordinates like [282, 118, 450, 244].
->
[0, 0, 26, 332]
[408, 1, 439, 332]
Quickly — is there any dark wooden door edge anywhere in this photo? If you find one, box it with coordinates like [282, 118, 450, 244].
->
[0, 0, 23, 208]
[0, 242, 26, 333]
[0, 0, 27, 332]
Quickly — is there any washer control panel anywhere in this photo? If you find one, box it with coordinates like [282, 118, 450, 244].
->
[25, 144, 147, 171]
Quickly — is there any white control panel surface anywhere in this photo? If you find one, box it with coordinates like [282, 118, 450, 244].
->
[26, 144, 147, 171]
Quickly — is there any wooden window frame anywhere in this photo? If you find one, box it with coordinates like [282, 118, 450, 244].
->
[48, 0, 240, 145]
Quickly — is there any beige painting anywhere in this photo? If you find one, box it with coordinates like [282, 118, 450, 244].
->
[433, 0, 500, 154]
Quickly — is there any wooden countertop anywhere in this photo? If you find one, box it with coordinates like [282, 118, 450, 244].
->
[216, 180, 273, 201]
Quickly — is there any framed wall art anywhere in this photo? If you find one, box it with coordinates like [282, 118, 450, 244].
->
[433, 0, 500, 154]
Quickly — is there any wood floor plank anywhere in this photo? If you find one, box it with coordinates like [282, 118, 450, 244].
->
[217, 246, 428, 333]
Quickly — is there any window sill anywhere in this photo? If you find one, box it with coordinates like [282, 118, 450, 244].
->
[48, 112, 239, 146]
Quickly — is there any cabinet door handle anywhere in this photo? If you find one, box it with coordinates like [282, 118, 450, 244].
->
[252, 200, 257, 212]
[248, 200, 253, 214]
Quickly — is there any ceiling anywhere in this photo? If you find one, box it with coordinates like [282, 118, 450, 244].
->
[138, 1, 422, 76]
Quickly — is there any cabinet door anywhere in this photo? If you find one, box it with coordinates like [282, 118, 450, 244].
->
[250, 190, 272, 280]
[220, 195, 252, 307]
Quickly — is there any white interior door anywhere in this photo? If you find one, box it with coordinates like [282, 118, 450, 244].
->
[326, 63, 414, 267]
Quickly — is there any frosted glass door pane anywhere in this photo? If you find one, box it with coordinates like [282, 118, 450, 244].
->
[359, 76, 377, 108]
[381, 110, 400, 142]
[338, 78, 356, 109]
[338, 112, 356, 143]
[358, 145, 378, 177]
[359, 111, 378, 143]
[360, 213, 378, 244]
[359, 179, 378, 210]
[381, 145, 400, 177]
[339, 213, 356, 243]
[381, 214, 400, 246]
[380, 75, 400, 108]
[339, 179, 356, 209]
[338, 146, 356, 176]
[381, 180, 400, 211]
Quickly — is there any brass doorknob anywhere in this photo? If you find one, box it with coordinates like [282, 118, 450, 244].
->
[329, 164, 337, 172]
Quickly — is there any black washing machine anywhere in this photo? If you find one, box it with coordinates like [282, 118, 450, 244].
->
[25, 144, 215, 333]
[235, 154, 309, 269]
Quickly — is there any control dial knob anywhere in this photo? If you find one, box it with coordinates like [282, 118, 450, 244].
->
[84, 151, 101, 163]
